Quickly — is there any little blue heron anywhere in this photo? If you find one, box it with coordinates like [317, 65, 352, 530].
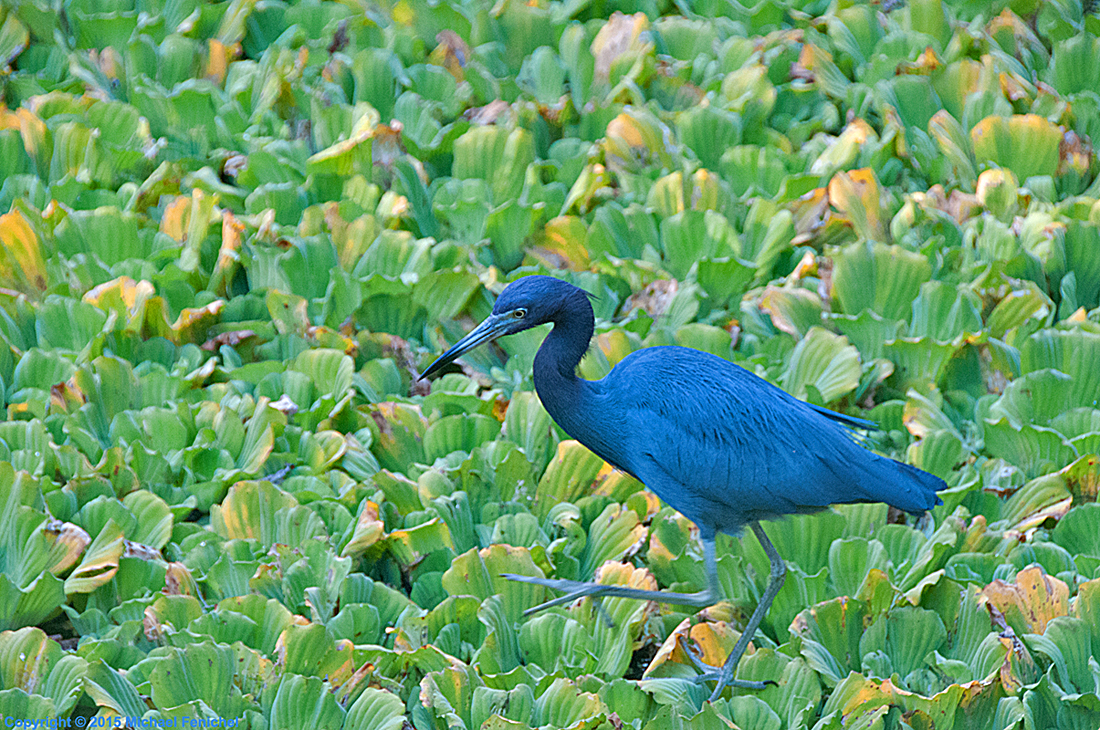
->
[420, 275, 944, 700]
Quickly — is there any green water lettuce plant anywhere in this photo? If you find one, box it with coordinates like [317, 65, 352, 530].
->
[1, 0, 1100, 727]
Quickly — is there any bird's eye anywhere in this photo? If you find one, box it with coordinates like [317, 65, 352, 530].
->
[513, 308, 527, 319]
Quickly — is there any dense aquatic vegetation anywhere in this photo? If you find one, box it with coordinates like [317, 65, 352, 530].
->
[2, 0, 1100, 726]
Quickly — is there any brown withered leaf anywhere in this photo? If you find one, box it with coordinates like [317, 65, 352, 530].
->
[143, 606, 165, 643]
[49, 380, 86, 413]
[591, 12, 650, 80]
[912, 184, 981, 223]
[223, 153, 247, 180]
[202, 328, 256, 351]
[270, 394, 299, 417]
[430, 30, 470, 80]
[373, 120, 405, 170]
[465, 99, 510, 126]
[164, 562, 198, 596]
[1059, 130, 1092, 175]
[328, 19, 349, 54]
[623, 279, 678, 319]
[124, 540, 163, 561]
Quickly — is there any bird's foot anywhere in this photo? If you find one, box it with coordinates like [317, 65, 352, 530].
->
[501, 573, 714, 615]
[699, 670, 776, 698]
[677, 636, 776, 701]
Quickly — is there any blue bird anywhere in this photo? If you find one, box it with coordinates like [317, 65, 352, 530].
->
[420, 275, 944, 700]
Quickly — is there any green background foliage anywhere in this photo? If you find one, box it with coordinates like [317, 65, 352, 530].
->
[1, 0, 1100, 726]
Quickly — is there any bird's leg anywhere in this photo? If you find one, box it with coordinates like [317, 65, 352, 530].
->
[502, 536, 723, 615]
[692, 522, 787, 700]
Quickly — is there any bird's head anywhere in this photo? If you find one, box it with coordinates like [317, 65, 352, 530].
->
[419, 275, 587, 380]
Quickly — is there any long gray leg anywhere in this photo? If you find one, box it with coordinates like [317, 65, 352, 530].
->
[692, 521, 787, 700]
[502, 533, 723, 614]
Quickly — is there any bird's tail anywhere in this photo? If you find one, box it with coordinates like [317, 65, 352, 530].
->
[887, 460, 945, 515]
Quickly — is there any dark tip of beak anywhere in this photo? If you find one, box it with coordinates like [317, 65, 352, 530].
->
[418, 358, 449, 382]
[417, 361, 444, 381]
[418, 315, 507, 383]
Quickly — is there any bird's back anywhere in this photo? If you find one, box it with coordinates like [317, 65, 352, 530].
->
[586, 346, 943, 535]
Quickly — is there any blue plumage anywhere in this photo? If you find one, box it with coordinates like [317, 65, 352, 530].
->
[421, 274, 945, 700]
[560, 345, 942, 532]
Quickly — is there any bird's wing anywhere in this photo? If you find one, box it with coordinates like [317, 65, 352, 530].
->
[602, 347, 939, 530]
[624, 387, 847, 524]
[808, 404, 878, 431]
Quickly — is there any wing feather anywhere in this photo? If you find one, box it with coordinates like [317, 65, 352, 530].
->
[596, 346, 941, 529]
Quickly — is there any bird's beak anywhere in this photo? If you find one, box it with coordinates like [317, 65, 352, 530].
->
[419, 314, 511, 380]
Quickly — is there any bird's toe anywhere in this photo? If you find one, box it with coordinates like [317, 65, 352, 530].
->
[704, 674, 773, 701]
[677, 635, 718, 675]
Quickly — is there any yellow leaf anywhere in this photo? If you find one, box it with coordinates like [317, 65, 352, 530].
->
[691, 168, 721, 211]
[593, 470, 647, 505]
[1063, 454, 1099, 501]
[160, 196, 191, 242]
[0, 107, 47, 168]
[607, 113, 646, 148]
[161, 189, 220, 246]
[391, 0, 414, 25]
[759, 285, 824, 338]
[810, 119, 876, 176]
[43, 518, 91, 576]
[647, 171, 685, 217]
[530, 216, 590, 271]
[341, 501, 385, 557]
[173, 299, 226, 344]
[981, 565, 1069, 634]
[215, 210, 244, 274]
[187, 188, 220, 249]
[593, 329, 636, 368]
[594, 559, 655, 590]
[64, 520, 125, 594]
[644, 603, 744, 677]
[82, 276, 155, 316]
[976, 168, 1019, 216]
[326, 640, 358, 689]
[306, 127, 373, 176]
[0, 209, 47, 291]
[377, 191, 410, 226]
[205, 39, 231, 84]
[561, 163, 611, 215]
[604, 110, 672, 171]
[208, 210, 246, 296]
[828, 167, 886, 242]
[133, 295, 175, 341]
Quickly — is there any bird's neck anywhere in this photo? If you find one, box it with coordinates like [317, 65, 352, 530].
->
[532, 296, 596, 438]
